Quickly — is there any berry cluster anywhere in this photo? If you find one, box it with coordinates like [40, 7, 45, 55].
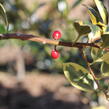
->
[51, 30, 62, 59]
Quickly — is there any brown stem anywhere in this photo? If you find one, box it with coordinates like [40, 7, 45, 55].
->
[80, 48, 100, 87]
[80, 48, 109, 100]
[0, 33, 101, 49]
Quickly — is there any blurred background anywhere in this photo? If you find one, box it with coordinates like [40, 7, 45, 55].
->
[0, 0, 109, 109]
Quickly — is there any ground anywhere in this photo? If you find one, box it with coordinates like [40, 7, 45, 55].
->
[0, 72, 90, 109]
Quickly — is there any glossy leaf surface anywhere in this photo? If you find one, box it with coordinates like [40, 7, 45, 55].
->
[63, 62, 96, 92]
[94, 0, 108, 24]
[73, 21, 91, 36]
[101, 34, 109, 48]
[95, 52, 109, 64]
[0, 3, 8, 31]
[85, 6, 102, 25]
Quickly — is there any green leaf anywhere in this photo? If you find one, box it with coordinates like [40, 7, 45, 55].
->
[98, 62, 109, 91]
[73, 21, 91, 36]
[0, 24, 6, 33]
[94, 0, 108, 24]
[95, 52, 109, 64]
[91, 45, 103, 60]
[63, 62, 96, 92]
[88, 24, 102, 43]
[101, 62, 109, 74]
[83, 5, 107, 33]
[91, 62, 109, 80]
[84, 5, 102, 25]
[0, 3, 8, 31]
[101, 33, 109, 48]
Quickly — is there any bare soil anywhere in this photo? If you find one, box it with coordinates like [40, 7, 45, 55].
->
[0, 73, 90, 109]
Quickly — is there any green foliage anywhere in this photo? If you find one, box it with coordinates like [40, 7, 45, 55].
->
[73, 21, 91, 36]
[94, 0, 108, 25]
[0, 3, 8, 31]
[62, 0, 109, 100]
[101, 62, 109, 75]
[94, 52, 109, 64]
[91, 46, 103, 60]
[63, 62, 95, 92]
[73, 21, 91, 42]
[101, 33, 109, 48]
[84, 5, 102, 25]
[88, 24, 102, 43]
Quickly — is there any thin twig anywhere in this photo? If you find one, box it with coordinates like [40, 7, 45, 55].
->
[79, 48, 100, 87]
[80, 48, 109, 100]
[0, 33, 101, 49]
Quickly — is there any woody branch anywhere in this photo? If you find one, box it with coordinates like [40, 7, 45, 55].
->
[0, 33, 101, 49]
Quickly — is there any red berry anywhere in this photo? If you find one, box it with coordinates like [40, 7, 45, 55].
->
[52, 30, 62, 40]
[51, 50, 60, 59]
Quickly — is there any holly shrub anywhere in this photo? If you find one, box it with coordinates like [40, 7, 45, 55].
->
[1, 0, 109, 100]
